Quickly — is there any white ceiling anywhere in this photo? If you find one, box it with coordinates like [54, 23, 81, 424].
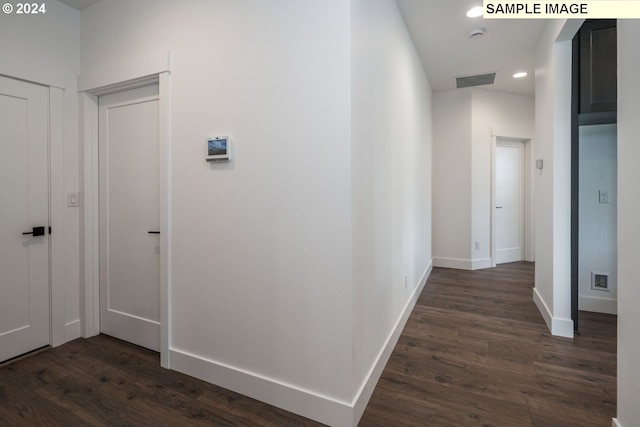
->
[57, 0, 545, 97]
[396, 0, 549, 96]
[58, 0, 100, 10]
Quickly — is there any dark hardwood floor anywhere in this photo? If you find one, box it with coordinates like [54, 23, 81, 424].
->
[0, 262, 616, 426]
[360, 262, 616, 427]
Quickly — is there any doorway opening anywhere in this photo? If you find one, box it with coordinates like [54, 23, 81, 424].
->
[571, 20, 618, 333]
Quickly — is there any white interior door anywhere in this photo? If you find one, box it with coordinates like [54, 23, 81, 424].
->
[495, 141, 524, 264]
[99, 85, 160, 351]
[0, 76, 50, 362]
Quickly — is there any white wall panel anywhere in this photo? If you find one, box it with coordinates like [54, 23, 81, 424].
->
[578, 124, 617, 314]
[616, 19, 640, 427]
[351, 0, 433, 419]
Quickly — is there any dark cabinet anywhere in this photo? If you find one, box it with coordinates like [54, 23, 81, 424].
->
[578, 20, 617, 122]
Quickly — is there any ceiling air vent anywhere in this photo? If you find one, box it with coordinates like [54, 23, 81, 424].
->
[456, 73, 496, 89]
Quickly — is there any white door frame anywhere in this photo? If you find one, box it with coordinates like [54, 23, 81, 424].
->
[81, 72, 171, 367]
[491, 136, 534, 267]
[50, 85, 67, 347]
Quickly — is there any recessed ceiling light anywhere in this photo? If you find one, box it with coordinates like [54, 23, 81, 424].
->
[513, 72, 528, 78]
[466, 6, 483, 18]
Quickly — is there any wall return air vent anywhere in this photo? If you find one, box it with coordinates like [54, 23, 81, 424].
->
[456, 73, 496, 89]
[591, 272, 610, 291]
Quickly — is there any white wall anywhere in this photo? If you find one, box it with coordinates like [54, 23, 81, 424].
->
[81, 1, 432, 425]
[532, 19, 579, 338]
[0, 1, 81, 343]
[82, 0, 352, 422]
[351, 0, 432, 420]
[433, 90, 472, 267]
[615, 19, 640, 427]
[0, 2, 78, 89]
[432, 89, 533, 270]
[578, 124, 617, 315]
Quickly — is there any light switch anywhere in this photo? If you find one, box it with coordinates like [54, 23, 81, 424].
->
[599, 190, 610, 204]
[67, 191, 80, 207]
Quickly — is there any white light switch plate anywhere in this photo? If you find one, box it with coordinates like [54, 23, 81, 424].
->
[67, 191, 80, 207]
[599, 190, 610, 204]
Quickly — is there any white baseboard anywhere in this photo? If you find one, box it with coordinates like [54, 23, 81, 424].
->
[551, 316, 574, 338]
[65, 319, 81, 343]
[434, 257, 491, 271]
[613, 417, 622, 427]
[533, 287, 552, 329]
[433, 257, 470, 270]
[495, 248, 522, 265]
[471, 258, 492, 270]
[351, 259, 432, 424]
[533, 287, 573, 338]
[579, 295, 617, 315]
[170, 348, 353, 427]
[170, 260, 434, 427]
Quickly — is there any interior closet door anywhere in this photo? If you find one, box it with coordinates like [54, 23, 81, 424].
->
[0, 76, 50, 362]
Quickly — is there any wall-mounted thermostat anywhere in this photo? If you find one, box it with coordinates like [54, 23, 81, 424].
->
[206, 136, 231, 162]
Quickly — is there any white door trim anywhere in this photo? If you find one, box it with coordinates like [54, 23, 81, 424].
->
[491, 136, 534, 267]
[81, 72, 171, 367]
[50, 85, 65, 347]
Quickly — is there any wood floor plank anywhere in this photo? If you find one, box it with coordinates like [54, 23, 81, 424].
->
[369, 373, 534, 427]
[526, 396, 611, 427]
[0, 387, 89, 427]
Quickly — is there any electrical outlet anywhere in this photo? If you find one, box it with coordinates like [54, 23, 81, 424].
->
[475, 241, 480, 251]
[599, 190, 610, 204]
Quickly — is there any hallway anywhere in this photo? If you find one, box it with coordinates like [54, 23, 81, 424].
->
[0, 263, 616, 426]
[360, 262, 616, 426]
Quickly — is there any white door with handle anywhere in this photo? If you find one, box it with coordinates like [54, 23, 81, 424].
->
[0, 76, 50, 362]
[495, 141, 525, 264]
[99, 85, 160, 351]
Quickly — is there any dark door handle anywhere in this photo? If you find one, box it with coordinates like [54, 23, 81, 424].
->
[496, 206, 503, 209]
[23, 226, 45, 236]
[148, 231, 160, 234]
